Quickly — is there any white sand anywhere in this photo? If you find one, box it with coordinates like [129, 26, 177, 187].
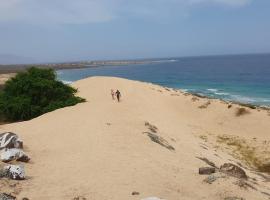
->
[0, 73, 16, 85]
[0, 76, 270, 200]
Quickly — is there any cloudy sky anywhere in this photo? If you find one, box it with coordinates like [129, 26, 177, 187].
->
[0, 0, 269, 63]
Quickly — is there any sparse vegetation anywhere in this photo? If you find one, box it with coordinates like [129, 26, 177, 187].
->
[198, 101, 211, 109]
[145, 121, 158, 133]
[235, 107, 250, 117]
[144, 132, 175, 151]
[217, 135, 270, 173]
[199, 135, 208, 142]
[0, 67, 85, 121]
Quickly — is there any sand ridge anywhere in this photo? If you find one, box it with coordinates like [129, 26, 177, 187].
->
[0, 76, 270, 199]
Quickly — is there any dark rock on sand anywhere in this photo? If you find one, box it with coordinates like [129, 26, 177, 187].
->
[199, 167, 216, 175]
[220, 163, 247, 179]
[0, 193, 16, 200]
[132, 191, 140, 195]
[73, 196, 86, 200]
[224, 197, 245, 200]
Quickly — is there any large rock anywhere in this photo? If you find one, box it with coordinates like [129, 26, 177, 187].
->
[0, 132, 23, 150]
[220, 163, 247, 179]
[3, 165, 25, 180]
[0, 148, 30, 163]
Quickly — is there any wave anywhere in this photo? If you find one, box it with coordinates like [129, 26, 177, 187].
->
[215, 92, 230, 96]
[153, 59, 178, 63]
[207, 88, 218, 92]
[190, 88, 270, 105]
[62, 80, 73, 84]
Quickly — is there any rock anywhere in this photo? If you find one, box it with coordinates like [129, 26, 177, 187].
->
[0, 132, 23, 150]
[0, 193, 16, 200]
[73, 196, 86, 200]
[141, 197, 165, 200]
[220, 163, 247, 179]
[0, 148, 30, 163]
[0, 168, 9, 178]
[3, 165, 25, 180]
[203, 173, 226, 184]
[199, 167, 216, 175]
[132, 191, 140, 195]
[224, 197, 245, 200]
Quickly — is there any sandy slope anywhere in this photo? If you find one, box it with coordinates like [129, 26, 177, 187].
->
[0, 76, 270, 200]
[0, 73, 16, 86]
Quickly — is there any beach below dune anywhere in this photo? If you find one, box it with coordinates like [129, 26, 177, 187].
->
[0, 73, 16, 86]
[0, 76, 270, 200]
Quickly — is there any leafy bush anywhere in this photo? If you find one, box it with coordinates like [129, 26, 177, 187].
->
[0, 67, 85, 121]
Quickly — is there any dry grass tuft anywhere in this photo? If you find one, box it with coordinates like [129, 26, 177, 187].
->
[235, 107, 250, 117]
[198, 101, 211, 109]
[217, 135, 270, 173]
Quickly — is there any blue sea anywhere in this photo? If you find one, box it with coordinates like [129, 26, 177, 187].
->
[57, 54, 270, 106]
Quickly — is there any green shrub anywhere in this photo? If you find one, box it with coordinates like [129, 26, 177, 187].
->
[0, 67, 85, 121]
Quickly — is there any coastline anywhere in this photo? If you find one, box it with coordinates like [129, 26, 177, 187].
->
[1, 72, 269, 112]
[0, 59, 158, 74]
[0, 76, 270, 199]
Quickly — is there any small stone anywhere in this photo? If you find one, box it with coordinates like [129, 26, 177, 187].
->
[132, 191, 140, 195]
[203, 173, 226, 184]
[3, 165, 25, 180]
[203, 174, 218, 184]
[0, 193, 16, 200]
[199, 167, 216, 175]
[220, 163, 247, 179]
[22, 198, 30, 200]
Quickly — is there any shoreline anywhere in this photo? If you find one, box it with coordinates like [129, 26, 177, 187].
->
[1, 72, 269, 112]
[1, 76, 269, 199]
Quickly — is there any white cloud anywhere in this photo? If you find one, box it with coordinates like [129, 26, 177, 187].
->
[0, 0, 251, 24]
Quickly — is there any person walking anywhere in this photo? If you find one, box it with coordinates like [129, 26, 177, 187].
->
[115, 90, 121, 102]
[111, 89, 115, 100]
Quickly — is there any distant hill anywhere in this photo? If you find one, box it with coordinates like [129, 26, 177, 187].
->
[0, 54, 36, 65]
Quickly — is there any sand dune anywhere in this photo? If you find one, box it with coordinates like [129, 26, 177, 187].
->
[0, 76, 270, 200]
[0, 73, 16, 86]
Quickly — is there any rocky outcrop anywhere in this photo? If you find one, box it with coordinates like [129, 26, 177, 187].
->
[0, 132, 23, 150]
[1, 165, 25, 180]
[220, 163, 248, 179]
[0, 148, 30, 163]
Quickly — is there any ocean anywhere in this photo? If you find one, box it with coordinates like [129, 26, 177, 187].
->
[57, 54, 270, 106]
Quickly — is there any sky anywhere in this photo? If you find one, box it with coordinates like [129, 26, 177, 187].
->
[0, 0, 269, 63]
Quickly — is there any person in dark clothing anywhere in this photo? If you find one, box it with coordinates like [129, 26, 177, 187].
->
[115, 90, 121, 102]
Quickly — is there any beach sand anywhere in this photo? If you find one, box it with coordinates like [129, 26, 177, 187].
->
[0, 76, 270, 199]
[0, 73, 16, 86]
